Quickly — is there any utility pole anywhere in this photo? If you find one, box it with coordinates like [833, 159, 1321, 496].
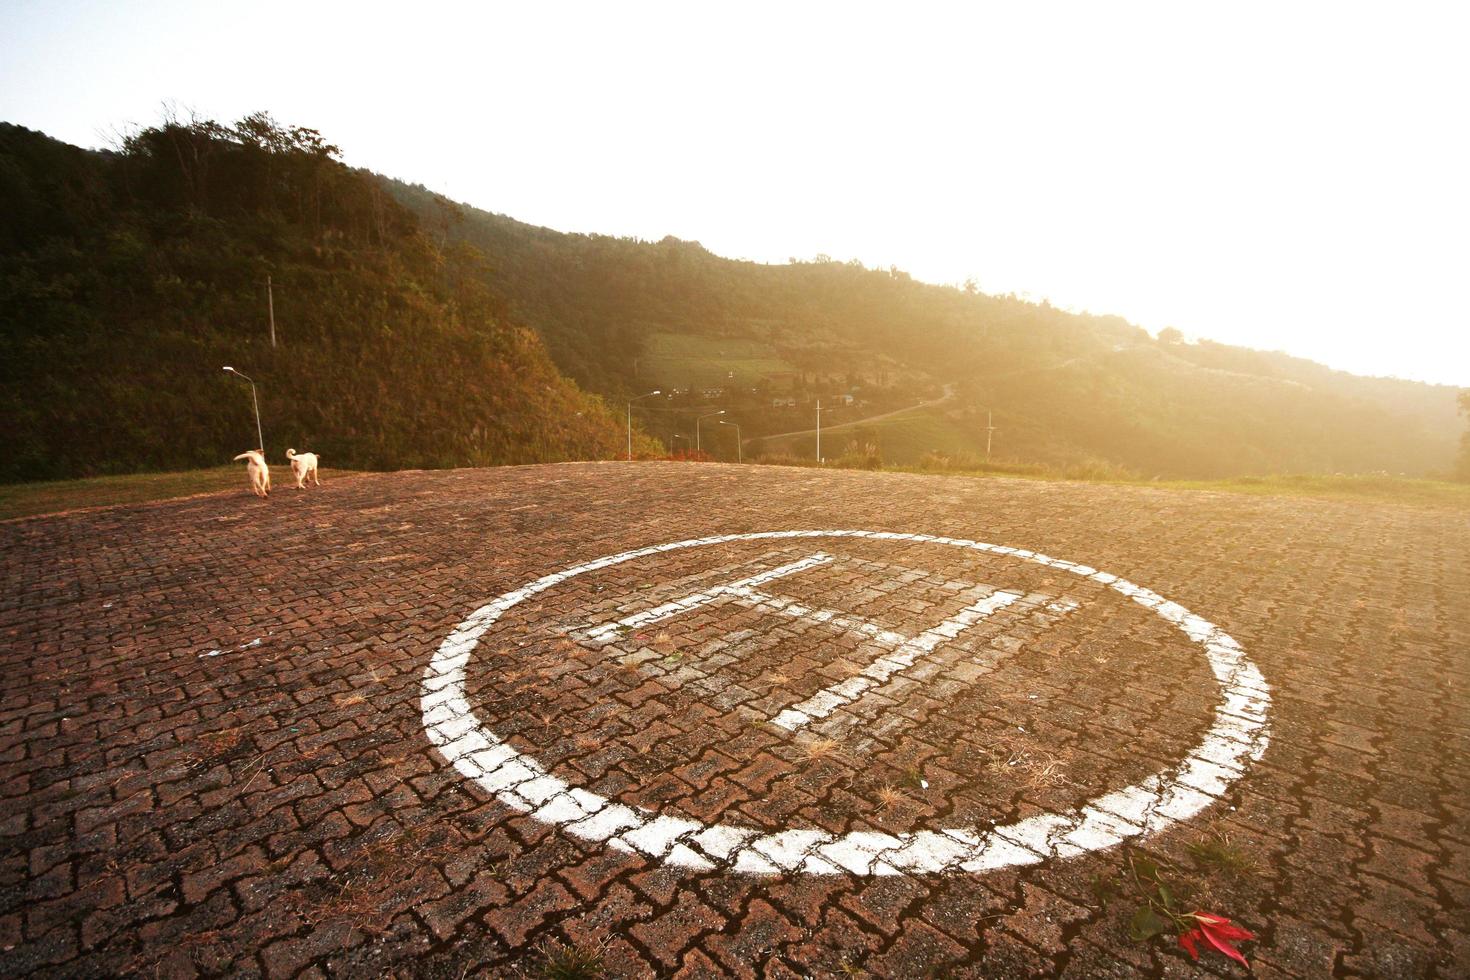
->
[985, 409, 997, 462]
[816, 399, 822, 463]
[266, 275, 277, 348]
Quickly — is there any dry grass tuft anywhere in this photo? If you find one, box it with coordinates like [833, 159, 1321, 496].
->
[876, 784, 911, 811]
[535, 940, 607, 979]
[284, 823, 454, 932]
[189, 728, 248, 768]
[983, 737, 1072, 790]
[803, 737, 842, 761]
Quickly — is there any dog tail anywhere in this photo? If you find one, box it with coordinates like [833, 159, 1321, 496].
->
[233, 452, 254, 462]
[286, 448, 297, 459]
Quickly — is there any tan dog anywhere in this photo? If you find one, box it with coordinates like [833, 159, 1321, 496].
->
[233, 450, 271, 497]
[286, 448, 321, 489]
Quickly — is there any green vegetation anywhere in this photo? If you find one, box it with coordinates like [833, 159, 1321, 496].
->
[390, 180, 1464, 480]
[0, 464, 354, 521]
[1458, 391, 1470, 481]
[638, 332, 792, 389]
[1186, 835, 1258, 878]
[972, 465, 1470, 509]
[747, 453, 1470, 509]
[0, 115, 651, 483]
[3, 454, 1462, 524]
[534, 942, 606, 980]
[3, 113, 1462, 485]
[1156, 472, 1470, 509]
[765, 407, 988, 465]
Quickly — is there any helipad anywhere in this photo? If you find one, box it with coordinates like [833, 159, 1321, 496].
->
[423, 530, 1270, 876]
[0, 462, 1463, 977]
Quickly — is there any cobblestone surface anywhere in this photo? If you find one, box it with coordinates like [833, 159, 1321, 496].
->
[1, 462, 1466, 977]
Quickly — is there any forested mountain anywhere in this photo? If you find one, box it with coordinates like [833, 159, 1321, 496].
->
[388, 181, 1463, 479]
[1, 114, 1460, 485]
[0, 118, 646, 483]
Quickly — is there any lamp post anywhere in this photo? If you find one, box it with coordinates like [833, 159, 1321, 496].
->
[695, 410, 724, 451]
[222, 366, 264, 453]
[671, 433, 689, 454]
[626, 390, 661, 461]
[815, 399, 822, 463]
[718, 419, 742, 463]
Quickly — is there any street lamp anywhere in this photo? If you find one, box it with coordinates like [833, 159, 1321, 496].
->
[815, 399, 822, 463]
[626, 390, 661, 461]
[222, 366, 264, 453]
[671, 433, 689, 454]
[718, 419, 742, 463]
[695, 410, 725, 451]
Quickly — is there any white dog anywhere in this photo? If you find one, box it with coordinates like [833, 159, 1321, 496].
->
[286, 448, 321, 489]
[233, 450, 271, 498]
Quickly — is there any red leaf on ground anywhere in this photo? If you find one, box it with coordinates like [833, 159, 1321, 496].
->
[1190, 911, 1256, 966]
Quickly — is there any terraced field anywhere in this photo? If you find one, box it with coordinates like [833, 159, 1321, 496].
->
[639, 333, 794, 390]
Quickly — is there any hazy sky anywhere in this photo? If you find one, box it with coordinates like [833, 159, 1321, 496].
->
[3, 1, 1466, 386]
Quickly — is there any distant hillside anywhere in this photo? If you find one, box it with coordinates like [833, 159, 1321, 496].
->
[388, 181, 1462, 479]
[0, 118, 649, 483]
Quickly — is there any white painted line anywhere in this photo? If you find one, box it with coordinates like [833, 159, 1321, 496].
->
[723, 584, 909, 648]
[772, 588, 1021, 732]
[421, 530, 1272, 877]
[583, 552, 835, 643]
[584, 555, 1042, 735]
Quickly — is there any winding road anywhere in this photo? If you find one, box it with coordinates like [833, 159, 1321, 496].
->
[757, 383, 956, 446]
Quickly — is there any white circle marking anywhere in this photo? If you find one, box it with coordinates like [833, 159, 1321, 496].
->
[421, 531, 1271, 876]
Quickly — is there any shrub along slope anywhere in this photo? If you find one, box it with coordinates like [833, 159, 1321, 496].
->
[387, 181, 1463, 479]
[0, 116, 647, 482]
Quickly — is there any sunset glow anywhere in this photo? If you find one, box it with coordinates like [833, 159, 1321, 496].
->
[3, 0, 1465, 384]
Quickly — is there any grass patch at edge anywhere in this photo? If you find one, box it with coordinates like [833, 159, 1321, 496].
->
[3, 460, 1466, 523]
[0, 465, 358, 521]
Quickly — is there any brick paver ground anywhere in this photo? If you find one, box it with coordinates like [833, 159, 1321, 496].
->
[1, 462, 1466, 978]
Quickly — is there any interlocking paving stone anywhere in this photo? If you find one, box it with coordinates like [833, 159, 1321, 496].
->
[1, 461, 1466, 977]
